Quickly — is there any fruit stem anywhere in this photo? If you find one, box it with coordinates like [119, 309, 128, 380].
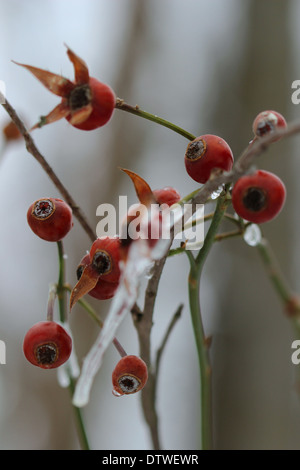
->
[186, 187, 230, 450]
[46, 283, 57, 322]
[115, 98, 196, 141]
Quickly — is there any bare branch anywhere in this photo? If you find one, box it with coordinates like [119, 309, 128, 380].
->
[1, 98, 95, 242]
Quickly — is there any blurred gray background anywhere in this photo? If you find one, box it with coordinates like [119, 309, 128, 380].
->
[0, 0, 300, 450]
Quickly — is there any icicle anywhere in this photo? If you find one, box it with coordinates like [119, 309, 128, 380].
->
[72, 205, 170, 408]
[56, 321, 80, 388]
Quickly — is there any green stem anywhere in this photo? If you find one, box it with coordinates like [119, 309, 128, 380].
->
[195, 193, 230, 266]
[256, 239, 291, 305]
[256, 238, 300, 394]
[115, 99, 196, 141]
[186, 189, 230, 450]
[67, 374, 91, 451]
[256, 238, 300, 318]
[56, 241, 66, 323]
[56, 242, 90, 451]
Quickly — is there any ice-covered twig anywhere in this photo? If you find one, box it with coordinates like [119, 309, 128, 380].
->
[72, 207, 171, 407]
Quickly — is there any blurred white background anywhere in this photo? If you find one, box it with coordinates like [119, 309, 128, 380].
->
[0, 0, 300, 450]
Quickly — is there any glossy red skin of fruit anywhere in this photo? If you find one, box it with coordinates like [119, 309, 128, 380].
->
[77, 254, 119, 300]
[23, 321, 72, 369]
[231, 170, 286, 224]
[153, 187, 181, 207]
[27, 197, 73, 242]
[66, 77, 116, 131]
[185, 134, 234, 184]
[252, 110, 287, 141]
[112, 355, 148, 396]
[89, 236, 121, 283]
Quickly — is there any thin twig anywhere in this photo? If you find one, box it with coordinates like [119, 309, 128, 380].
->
[155, 304, 183, 378]
[115, 98, 196, 141]
[1, 98, 95, 242]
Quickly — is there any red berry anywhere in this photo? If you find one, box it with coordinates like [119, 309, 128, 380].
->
[23, 321, 72, 369]
[15, 46, 116, 131]
[252, 110, 287, 141]
[27, 197, 73, 242]
[66, 77, 116, 131]
[89, 236, 121, 283]
[153, 187, 181, 207]
[231, 170, 286, 224]
[69, 236, 121, 310]
[184, 134, 234, 184]
[77, 254, 119, 300]
[112, 355, 148, 396]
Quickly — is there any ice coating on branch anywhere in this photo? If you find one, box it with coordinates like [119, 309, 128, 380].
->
[72, 206, 171, 408]
[56, 321, 80, 388]
[210, 185, 224, 200]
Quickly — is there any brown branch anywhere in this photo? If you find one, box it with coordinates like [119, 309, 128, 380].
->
[132, 253, 169, 450]
[155, 303, 183, 377]
[1, 98, 95, 242]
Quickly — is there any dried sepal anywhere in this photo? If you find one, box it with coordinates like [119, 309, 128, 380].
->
[68, 103, 93, 126]
[65, 45, 89, 85]
[30, 101, 70, 130]
[69, 264, 100, 311]
[120, 168, 157, 207]
[13, 61, 74, 97]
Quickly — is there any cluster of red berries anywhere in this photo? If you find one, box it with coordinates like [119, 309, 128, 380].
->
[24, 197, 74, 369]
[184, 110, 287, 225]
[24, 195, 156, 394]
[19, 47, 288, 401]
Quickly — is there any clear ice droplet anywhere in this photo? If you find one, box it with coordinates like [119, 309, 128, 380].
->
[210, 186, 224, 200]
[243, 224, 262, 247]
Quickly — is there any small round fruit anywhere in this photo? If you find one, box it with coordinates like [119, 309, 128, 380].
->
[231, 170, 286, 224]
[89, 236, 121, 283]
[112, 355, 148, 396]
[77, 254, 119, 300]
[66, 77, 116, 131]
[153, 187, 181, 207]
[185, 134, 234, 184]
[252, 110, 287, 141]
[23, 321, 72, 369]
[27, 197, 73, 242]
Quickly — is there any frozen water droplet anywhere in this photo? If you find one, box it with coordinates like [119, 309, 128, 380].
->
[57, 366, 70, 388]
[210, 185, 224, 200]
[243, 224, 262, 247]
[112, 389, 122, 397]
